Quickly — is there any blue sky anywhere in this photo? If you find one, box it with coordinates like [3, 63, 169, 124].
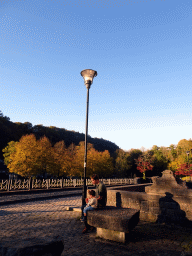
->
[1, 0, 192, 151]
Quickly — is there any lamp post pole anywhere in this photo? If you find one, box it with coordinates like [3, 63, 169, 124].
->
[80, 69, 97, 210]
[83, 86, 89, 206]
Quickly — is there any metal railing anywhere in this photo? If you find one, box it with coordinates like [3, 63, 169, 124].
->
[0, 178, 136, 191]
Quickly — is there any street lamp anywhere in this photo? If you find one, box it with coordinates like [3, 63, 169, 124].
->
[80, 69, 97, 211]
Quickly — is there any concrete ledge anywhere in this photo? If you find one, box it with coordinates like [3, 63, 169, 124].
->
[107, 184, 192, 223]
[65, 207, 81, 212]
[97, 227, 126, 243]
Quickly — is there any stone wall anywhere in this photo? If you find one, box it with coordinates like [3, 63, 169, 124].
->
[107, 171, 192, 224]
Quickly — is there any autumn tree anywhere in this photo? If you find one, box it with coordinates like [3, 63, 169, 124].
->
[175, 163, 192, 177]
[2, 134, 56, 178]
[86, 148, 114, 178]
[98, 150, 114, 178]
[2, 141, 18, 167]
[86, 147, 98, 177]
[53, 140, 69, 178]
[168, 139, 192, 175]
[177, 139, 192, 154]
[36, 135, 55, 178]
[135, 154, 153, 180]
[66, 142, 79, 177]
[73, 142, 96, 178]
[3, 134, 39, 177]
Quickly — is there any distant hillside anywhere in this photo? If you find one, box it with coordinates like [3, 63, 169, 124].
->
[0, 111, 119, 161]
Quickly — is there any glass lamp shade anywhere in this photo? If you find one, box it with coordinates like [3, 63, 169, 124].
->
[81, 69, 97, 88]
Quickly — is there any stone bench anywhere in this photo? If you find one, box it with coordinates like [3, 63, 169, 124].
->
[87, 206, 140, 243]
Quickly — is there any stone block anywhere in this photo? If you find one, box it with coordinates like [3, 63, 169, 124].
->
[147, 212, 157, 222]
[87, 206, 140, 233]
[121, 200, 130, 208]
[128, 198, 140, 209]
[139, 211, 149, 221]
[140, 201, 149, 212]
[150, 207, 161, 215]
[145, 170, 192, 197]
[96, 227, 126, 243]
[148, 201, 159, 208]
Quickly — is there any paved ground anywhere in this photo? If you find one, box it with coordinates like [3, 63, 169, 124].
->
[0, 192, 192, 255]
[0, 188, 82, 206]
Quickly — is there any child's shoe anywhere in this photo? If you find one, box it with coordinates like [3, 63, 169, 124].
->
[90, 226, 95, 231]
[82, 227, 88, 234]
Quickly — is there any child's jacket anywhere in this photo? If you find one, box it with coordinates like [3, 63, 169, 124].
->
[87, 197, 97, 208]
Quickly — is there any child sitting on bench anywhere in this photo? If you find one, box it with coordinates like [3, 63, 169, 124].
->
[81, 190, 97, 222]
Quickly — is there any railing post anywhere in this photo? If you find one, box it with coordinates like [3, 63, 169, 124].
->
[10, 179, 13, 190]
[73, 179, 76, 187]
[28, 178, 32, 190]
[7, 180, 10, 191]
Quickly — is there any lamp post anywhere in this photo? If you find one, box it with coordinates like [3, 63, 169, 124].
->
[80, 69, 97, 210]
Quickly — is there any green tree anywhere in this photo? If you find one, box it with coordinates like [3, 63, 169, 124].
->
[114, 149, 131, 177]
[150, 146, 169, 176]
[126, 149, 143, 178]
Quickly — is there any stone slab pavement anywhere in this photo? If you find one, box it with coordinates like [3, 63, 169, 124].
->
[0, 194, 192, 255]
